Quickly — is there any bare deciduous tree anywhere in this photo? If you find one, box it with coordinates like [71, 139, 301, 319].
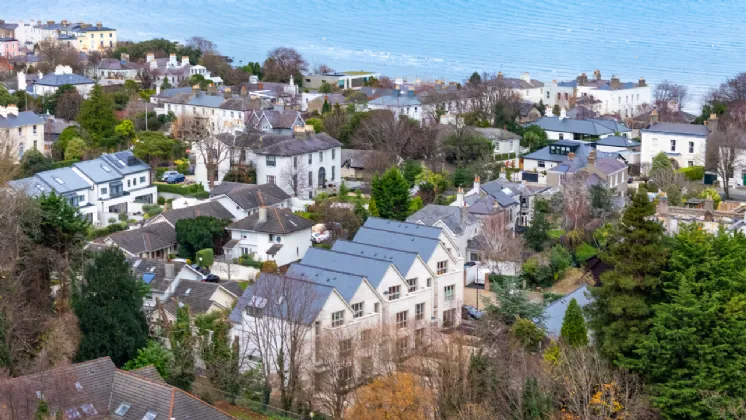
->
[55, 89, 83, 121]
[712, 125, 746, 199]
[279, 157, 310, 197]
[313, 64, 334, 74]
[262, 47, 308, 83]
[185, 36, 218, 55]
[352, 109, 426, 159]
[479, 212, 523, 275]
[36, 40, 82, 74]
[654, 80, 689, 110]
[136, 62, 155, 89]
[561, 173, 592, 234]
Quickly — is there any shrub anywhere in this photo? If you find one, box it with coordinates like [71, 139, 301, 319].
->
[156, 183, 206, 197]
[574, 242, 598, 262]
[238, 254, 262, 269]
[549, 245, 572, 278]
[678, 165, 704, 181]
[511, 318, 545, 351]
[700, 187, 722, 208]
[155, 167, 167, 180]
[157, 196, 166, 205]
[261, 261, 278, 273]
[87, 222, 127, 239]
[118, 212, 128, 222]
[195, 248, 214, 268]
[51, 158, 80, 169]
[142, 204, 162, 217]
[543, 292, 564, 305]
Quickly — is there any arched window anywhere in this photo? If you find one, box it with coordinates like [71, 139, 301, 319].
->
[318, 167, 326, 187]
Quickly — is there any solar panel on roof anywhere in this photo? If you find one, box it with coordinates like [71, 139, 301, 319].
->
[142, 273, 156, 284]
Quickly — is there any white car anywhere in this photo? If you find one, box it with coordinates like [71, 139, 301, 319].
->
[312, 231, 332, 243]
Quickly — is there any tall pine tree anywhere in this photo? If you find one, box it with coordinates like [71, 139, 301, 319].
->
[77, 84, 118, 149]
[74, 248, 148, 367]
[371, 167, 411, 221]
[637, 226, 746, 419]
[586, 190, 669, 369]
[560, 298, 588, 347]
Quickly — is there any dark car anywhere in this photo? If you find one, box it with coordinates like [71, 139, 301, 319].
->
[203, 274, 220, 283]
[167, 173, 186, 184]
[462, 305, 484, 320]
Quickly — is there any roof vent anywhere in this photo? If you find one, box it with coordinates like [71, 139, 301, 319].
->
[185, 288, 192, 296]
[54, 177, 64, 184]
[102, 165, 111, 172]
[133, 259, 142, 268]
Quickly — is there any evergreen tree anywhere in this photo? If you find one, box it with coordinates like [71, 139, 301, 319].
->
[123, 341, 173, 380]
[34, 192, 90, 260]
[34, 400, 50, 420]
[371, 167, 411, 221]
[525, 209, 550, 251]
[469, 71, 482, 85]
[74, 248, 148, 367]
[175, 215, 230, 259]
[560, 298, 588, 347]
[368, 197, 380, 217]
[19, 149, 54, 178]
[321, 98, 331, 113]
[77, 84, 118, 148]
[169, 304, 196, 391]
[521, 377, 552, 419]
[586, 190, 669, 368]
[650, 151, 673, 176]
[637, 226, 746, 418]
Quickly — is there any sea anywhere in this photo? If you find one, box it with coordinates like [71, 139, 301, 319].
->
[7, 0, 746, 111]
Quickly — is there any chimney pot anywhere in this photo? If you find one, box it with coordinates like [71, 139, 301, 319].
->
[568, 152, 575, 161]
[224, 87, 232, 99]
[258, 206, 267, 222]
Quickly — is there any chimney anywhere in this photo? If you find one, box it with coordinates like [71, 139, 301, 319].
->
[610, 75, 620, 90]
[545, 105, 552, 117]
[120, 53, 129, 63]
[156, 85, 161, 96]
[96, 21, 102, 28]
[497, 72, 504, 80]
[657, 191, 669, 216]
[258, 206, 267, 222]
[594, 69, 601, 81]
[588, 149, 597, 166]
[559, 107, 567, 120]
[454, 187, 464, 207]
[61, 19, 67, 25]
[146, 52, 154, 63]
[240, 85, 248, 97]
[6, 104, 18, 116]
[164, 263, 175, 281]
[473, 175, 481, 192]
[650, 109, 659, 124]
[47, 20, 54, 25]
[707, 113, 719, 134]
[638, 76, 646, 87]
[223, 87, 232, 99]
[568, 152, 575, 161]
[169, 53, 177, 67]
[192, 84, 200, 96]
[207, 83, 217, 95]
[704, 197, 714, 213]
[576, 73, 584, 86]
[17, 71, 26, 92]
[181, 55, 189, 66]
[293, 125, 306, 139]
[520, 72, 530, 83]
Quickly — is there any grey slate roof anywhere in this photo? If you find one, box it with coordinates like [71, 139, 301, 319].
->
[0, 110, 44, 128]
[35, 167, 91, 194]
[160, 201, 233, 226]
[353, 227, 441, 261]
[221, 183, 290, 210]
[526, 117, 630, 135]
[262, 110, 303, 129]
[332, 239, 420, 277]
[230, 273, 335, 325]
[406, 205, 478, 235]
[126, 257, 186, 293]
[287, 263, 367, 303]
[221, 280, 244, 297]
[368, 95, 421, 106]
[227, 207, 314, 234]
[99, 58, 140, 71]
[472, 126, 521, 141]
[643, 122, 709, 136]
[363, 216, 444, 239]
[127, 366, 165, 384]
[253, 132, 342, 156]
[594, 135, 639, 148]
[73, 158, 124, 183]
[100, 151, 150, 175]
[35, 73, 95, 86]
[523, 141, 620, 163]
[467, 195, 504, 215]
[0, 357, 233, 419]
[209, 181, 248, 197]
[300, 247, 395, 288]
[7, 176, 52, 197]
[341, 149, 389, 169]
[107, 222, 176, 255]
[163, 279, 223, 316]
[541, 285, 591, 337]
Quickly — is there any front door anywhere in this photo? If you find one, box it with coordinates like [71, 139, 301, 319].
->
[318, 167, 326, 188]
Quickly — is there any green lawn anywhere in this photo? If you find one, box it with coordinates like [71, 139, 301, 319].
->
[548, 229, 565, 239]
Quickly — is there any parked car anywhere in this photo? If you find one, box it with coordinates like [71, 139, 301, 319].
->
[462, 305, 484, 320]
[312, 231, 332, 244]
[166, 173, 186, 184]
[160, 171, 180, 181]
[203, 274, 220, 283]
[464, 261, 477, 268]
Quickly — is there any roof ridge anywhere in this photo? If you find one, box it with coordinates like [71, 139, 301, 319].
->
[312, 247, 396, 264]
[292, 263, 367, 278]
[336, 239, 419, 255]
[273, 207, 285, 233]
[359, 226, 440, 242]
[168, 387, 176, 418]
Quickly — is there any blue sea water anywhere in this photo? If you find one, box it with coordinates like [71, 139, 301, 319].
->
[7, 0, 746, 110]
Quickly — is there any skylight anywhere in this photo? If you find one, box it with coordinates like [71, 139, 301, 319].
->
[54, 177, 65, 184]
[133, 259, 142, 268]
[64, 407, 81, 419]
[114, 403, 131, 416]
[143, 411, 158, 420]
[102, 165, 112, 172]
[185, 288, 192, 296]
[75, 382, 83, 391]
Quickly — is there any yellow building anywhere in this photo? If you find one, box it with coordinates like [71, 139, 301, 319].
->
[74, 22, 117, 52]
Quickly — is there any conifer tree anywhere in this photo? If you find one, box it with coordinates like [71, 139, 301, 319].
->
[560, 298, 588, 347]
[586, 190, 669, 368]
[77, 84, 118, 148]
[34, 400, 49, 420]
[371, 167, 411, 221]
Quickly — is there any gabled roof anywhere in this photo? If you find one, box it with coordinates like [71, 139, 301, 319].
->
[159, 201, 233, 227]
[300, 247, 396, 289]
[34, 73, 95, 86]
[472, 126, 521, 141]
[368, 95, 421, 107]
[341, 149, 389, 169]
[363, 216, 444, 240]
[0, 357, 234, 419]
[262, 110, 303, 129]
[286, 263, 368, 303]
[643, 122, 709, 136]
[7, 176, 51, 197]
[406, 205, 478, 236]
[106, 222, 176, 255]
[523, 140, 620, 163]
[526, 117, 630, 135]
[0, 110, 44, 128]
[541, 285, 591, 337]
[332, 240, 420, 277]
[73, 158, 124, 183]
[163, 280, 226, 316]
[220, 183, 290, 210]
[353, 227, 442, 262]
[253, 132, 342, 156]
[126, 257, 186, 293]
[34, 167, 91, 194]
[227, 207, 314, 234]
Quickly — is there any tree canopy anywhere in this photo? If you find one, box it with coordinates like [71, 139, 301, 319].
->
[18, 149, 54, 178]
[175, 216, 230, 259]
[371, 167, 411, 221]
[560, 298, 588, 347]
[77, 84, 118, 149]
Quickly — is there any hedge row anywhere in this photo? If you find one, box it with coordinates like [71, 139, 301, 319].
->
[156, 183, 208, 198]
[52, 159, 80, 169]
[678, 166, 705, 181]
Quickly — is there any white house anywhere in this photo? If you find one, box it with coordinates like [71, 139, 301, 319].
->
[209, 182, 292, 220]
[640, 122, 710, 168]
[496, 72, 545, 104]
[0, 104, 44, 162]
[21, 65, 95, 98]
[95, 53, 140, 81]
[8, 167, 98, 223]
[472, 126, 525, 158]
[526, 109, 632, 141]
[521, 140, 623, 174]
[407, 205, 481, 263]
[594, 136, 641, 164]
[224, 206, 314, 266]
[367, 91, 423, 121]
[157, 86, 250, 135]
[545, 71, 651, 118]
[247, 109, 305, 135]
[145, 52, 222, 87]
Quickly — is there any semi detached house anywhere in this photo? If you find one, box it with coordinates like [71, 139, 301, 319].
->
[9, 151, 156, 226]
[229, 218, 465, 379]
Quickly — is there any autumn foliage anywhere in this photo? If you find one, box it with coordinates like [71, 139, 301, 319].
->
[348, 373, 434, 420]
